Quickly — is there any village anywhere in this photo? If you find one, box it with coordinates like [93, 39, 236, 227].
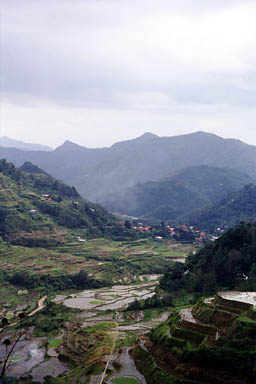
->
[120, 220, 224, 246]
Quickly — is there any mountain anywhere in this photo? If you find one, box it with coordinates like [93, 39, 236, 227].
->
[1, 131, 256, 202]
[182, 183, 256, 232]
[0, 160, 115, 246]
[100, 166, 253, 222]
[0, 136, 52, 151]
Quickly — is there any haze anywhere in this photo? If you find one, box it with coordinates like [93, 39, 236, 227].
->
[1, 0, 256, 148]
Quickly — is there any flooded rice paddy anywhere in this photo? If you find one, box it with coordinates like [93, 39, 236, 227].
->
[2, 280, 171, 383]
[53, 282, 156, 311]
[219, 291, 256, 307]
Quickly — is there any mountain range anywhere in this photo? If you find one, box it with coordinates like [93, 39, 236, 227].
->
[0, 136, 52, 152]
[101, 165, 253, 223]
[1, 131, 256, 201]
[1, 132, 256, 228]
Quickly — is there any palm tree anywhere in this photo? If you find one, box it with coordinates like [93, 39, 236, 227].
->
[1, 318, 8, 328]
[18, 312, 25, 325]
[2, 339, 11, 355]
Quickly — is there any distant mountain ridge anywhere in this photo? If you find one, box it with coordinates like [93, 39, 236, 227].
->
[0, 136, 52, 152]
[182, 183, 256, 231]
[1, 131, 256, 204]
[101, 165, 254, 222]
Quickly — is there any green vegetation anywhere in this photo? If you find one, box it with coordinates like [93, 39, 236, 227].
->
[102, 165, 252, 223]
[0, 159, 116, 243]
[48, 338, 63, 348]
[131, 346, 184, 384]
[147, 294, 256, 383]
[184, 183, 256, 232]
[160, 222, 256, 296]
[28, 302, 81, 337]
[83, 322, 115, 333]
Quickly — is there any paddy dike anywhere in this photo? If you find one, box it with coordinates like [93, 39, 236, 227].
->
[2, 279, 173, 383]
[136, 291, 256, 384]
[53, 282, 157, 312]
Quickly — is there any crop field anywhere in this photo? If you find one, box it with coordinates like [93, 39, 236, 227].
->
[0, 237, 194, 383]
[0, 237, 194, 282]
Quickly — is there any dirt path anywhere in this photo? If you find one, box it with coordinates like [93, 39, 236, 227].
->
[99, 314, 119, 384]
[28, 296, 47, 317]
[0, 296, 47, 331]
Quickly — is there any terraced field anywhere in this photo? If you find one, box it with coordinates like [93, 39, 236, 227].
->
[0, 280, 173, 383]
[0, 238, 194, 283]
[0, 237, 194, 383]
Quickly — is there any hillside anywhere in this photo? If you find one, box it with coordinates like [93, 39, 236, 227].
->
[160, 222, 256, 296]
[183, 183, 256, 232]
[0, 160, 115, 246]
[131, 224, 256, 383]
[133, 291, 256, 384]
[101, 165, 253, 222]
[1, 131, 256, 202]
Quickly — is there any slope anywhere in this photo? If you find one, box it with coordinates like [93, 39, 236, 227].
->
[160, 222, 256, 296]
[135, 223, 256, 383]
[183, 183, 256, 232]
[101, 165, 253, 222]
[0, 159, 115, 246]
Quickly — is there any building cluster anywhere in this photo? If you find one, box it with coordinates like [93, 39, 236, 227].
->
[120, 221, 223, 245]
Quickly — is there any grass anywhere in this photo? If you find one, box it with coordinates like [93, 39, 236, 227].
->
[111, 377, 140, 384]
[48, 338, 63, 348]
[0, 237, 194, 278]
[89, 300, 103, 305]
[83, 322, 115, 333]
[115, 334, 137, 350]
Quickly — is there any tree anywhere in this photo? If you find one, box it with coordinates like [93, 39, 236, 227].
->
[1, 318, 8, 328]
[0, 314, 27, 378]
[18, 312, 25, 326]
[124, 220, 131, 229]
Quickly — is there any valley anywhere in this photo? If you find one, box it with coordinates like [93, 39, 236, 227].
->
[0, 231, 194, 383]
[1, 145, 256, 383]
[2, 0, 256, 379]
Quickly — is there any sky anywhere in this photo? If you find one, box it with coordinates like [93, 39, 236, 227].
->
[0, 0, 256, 149]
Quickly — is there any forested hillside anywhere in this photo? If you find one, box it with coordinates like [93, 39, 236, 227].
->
[183, 183, 256, 231]
[101, 165, 253, 222]
[160, 222, 256, 296]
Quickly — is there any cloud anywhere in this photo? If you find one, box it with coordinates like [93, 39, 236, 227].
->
[0, 0, 256, 146]
[1, 0, 256, 107]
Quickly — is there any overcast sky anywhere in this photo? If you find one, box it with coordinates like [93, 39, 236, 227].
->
[0, 0, 256, 148]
